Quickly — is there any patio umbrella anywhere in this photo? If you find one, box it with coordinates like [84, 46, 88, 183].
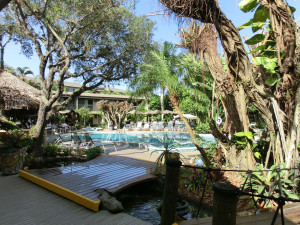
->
[128, 110, 144, 115]
[174, 114, 198, 119]
[161, 110, 177, 114]
[0, 70, 40, 110]
[143, 109, 160, 115]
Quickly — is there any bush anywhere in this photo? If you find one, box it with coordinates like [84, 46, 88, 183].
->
[86, 147, 102, 161]
[196, 123, 210, 134]
[42, 143, 60, 157]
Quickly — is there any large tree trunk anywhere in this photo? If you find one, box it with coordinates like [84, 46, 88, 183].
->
[178, 22, 255, 168]
[160, 0, 299, 168]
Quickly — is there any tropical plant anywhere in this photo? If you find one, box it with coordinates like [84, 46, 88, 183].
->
[86, 147, 102, 161]
[133, 41, 212, 167]
[0, 130, 32, 154]
[75, 108, 93, 128]
[187, 167, 206, 193]
[42, 143, 60, 158]
[241, 164, 299, 208]
[15, 66, 33, 80]
[195, 123, 210, 134]
[151, 133, 181, 171]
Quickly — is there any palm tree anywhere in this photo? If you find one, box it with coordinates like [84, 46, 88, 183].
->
[16, 66, 33, 80]
[132, 42, 212, 167]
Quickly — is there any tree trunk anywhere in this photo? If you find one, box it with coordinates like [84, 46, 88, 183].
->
[178, 23, 255, 168]
[0, 34, 4, 70]
[32, 102, 48, 156]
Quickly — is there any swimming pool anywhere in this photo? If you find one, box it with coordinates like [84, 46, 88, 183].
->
[86, 131, 216, 152]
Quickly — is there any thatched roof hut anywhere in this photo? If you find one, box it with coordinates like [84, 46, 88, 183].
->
[0, 70, 40, 110]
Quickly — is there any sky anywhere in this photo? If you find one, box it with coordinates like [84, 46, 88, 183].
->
[3, 0, 300, 90]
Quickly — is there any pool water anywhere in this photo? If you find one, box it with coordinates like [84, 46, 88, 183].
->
[88, 131, 216, 152]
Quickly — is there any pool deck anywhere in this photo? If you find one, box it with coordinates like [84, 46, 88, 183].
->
[0, 174, 151, 225]
[19, 151, 159, 212]
[1, 132, 202, 224]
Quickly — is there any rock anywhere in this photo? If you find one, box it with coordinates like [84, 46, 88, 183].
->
[95, 189, 123, 213]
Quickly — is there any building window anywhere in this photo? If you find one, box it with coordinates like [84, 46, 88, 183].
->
[68, 88, 75, 92]
[78, 98, 86, 109]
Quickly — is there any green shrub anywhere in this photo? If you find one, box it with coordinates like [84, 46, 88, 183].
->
[42, 143, 60, 157]
[86, 147, 102, 161]
[241, 164, 299, 208]
[196, 123, 210, 134]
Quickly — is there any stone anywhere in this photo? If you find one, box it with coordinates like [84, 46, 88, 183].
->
[95, 189, 124, 213]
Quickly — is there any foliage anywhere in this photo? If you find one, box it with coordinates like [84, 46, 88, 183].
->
[149, 95, 161, 110]
[42, 143, 60, 158]
[86, 147, 102, 161]
[178, 54, 213, 120]
[0, 130, 32, 153]
[231, 131, 254, 150]
[196, 123, 210, 134]
[2, 0, 155, 154]
[75, 108, 93, 127]
[0, 119, 19, 130]
[152, 133, 181, 171]
[186, 168, 206, 193]
[199, 141, 224, 168]
[241, 164, 299, 208]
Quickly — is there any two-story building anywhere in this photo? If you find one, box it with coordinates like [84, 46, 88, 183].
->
[61, 82, 143, 125]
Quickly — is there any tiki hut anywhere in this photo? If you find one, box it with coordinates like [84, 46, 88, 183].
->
[0, 70, 40, 113]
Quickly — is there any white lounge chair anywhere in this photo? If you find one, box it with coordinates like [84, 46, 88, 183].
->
[134, 121, 143, 131]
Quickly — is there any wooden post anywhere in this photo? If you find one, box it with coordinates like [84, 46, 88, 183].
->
[161, 154, 182, 225]
[212, 182, 239, 225]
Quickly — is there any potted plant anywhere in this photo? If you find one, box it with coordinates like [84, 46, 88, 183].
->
[0, 130, 31, 175]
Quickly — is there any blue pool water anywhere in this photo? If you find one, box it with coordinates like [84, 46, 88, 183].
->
[88, 131, 216, 152]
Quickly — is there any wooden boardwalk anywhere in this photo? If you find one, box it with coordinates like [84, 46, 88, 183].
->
[178, 202, 300, 225]
[20, 155, 157, 212]
[0, 174, 151, 225]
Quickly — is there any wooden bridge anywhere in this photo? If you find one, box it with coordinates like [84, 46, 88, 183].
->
[20, 155, 157, 212]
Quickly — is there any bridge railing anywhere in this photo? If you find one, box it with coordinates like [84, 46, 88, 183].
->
[181, 165, 300, 225]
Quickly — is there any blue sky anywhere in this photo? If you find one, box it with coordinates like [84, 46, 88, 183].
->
[3, 0, 300, 89]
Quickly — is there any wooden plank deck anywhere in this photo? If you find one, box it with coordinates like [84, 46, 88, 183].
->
[178, 202, 300, 225]
[20, 155, 157, 212]
[0, 174, 151, 225]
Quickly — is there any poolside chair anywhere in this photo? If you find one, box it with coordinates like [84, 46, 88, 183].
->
[180, 123, 187, 132]
[165, 121, 174, 131]
[84, 133, 117, 153]
[134, 121, 143, 131]
[157, 121, 165, 131]
[55, 132, 82, 155]
[143, 122, 150, 131]
[150, 121, 158, 131]
[123, 124, 132, 131]
[173, 121, 182, 132]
